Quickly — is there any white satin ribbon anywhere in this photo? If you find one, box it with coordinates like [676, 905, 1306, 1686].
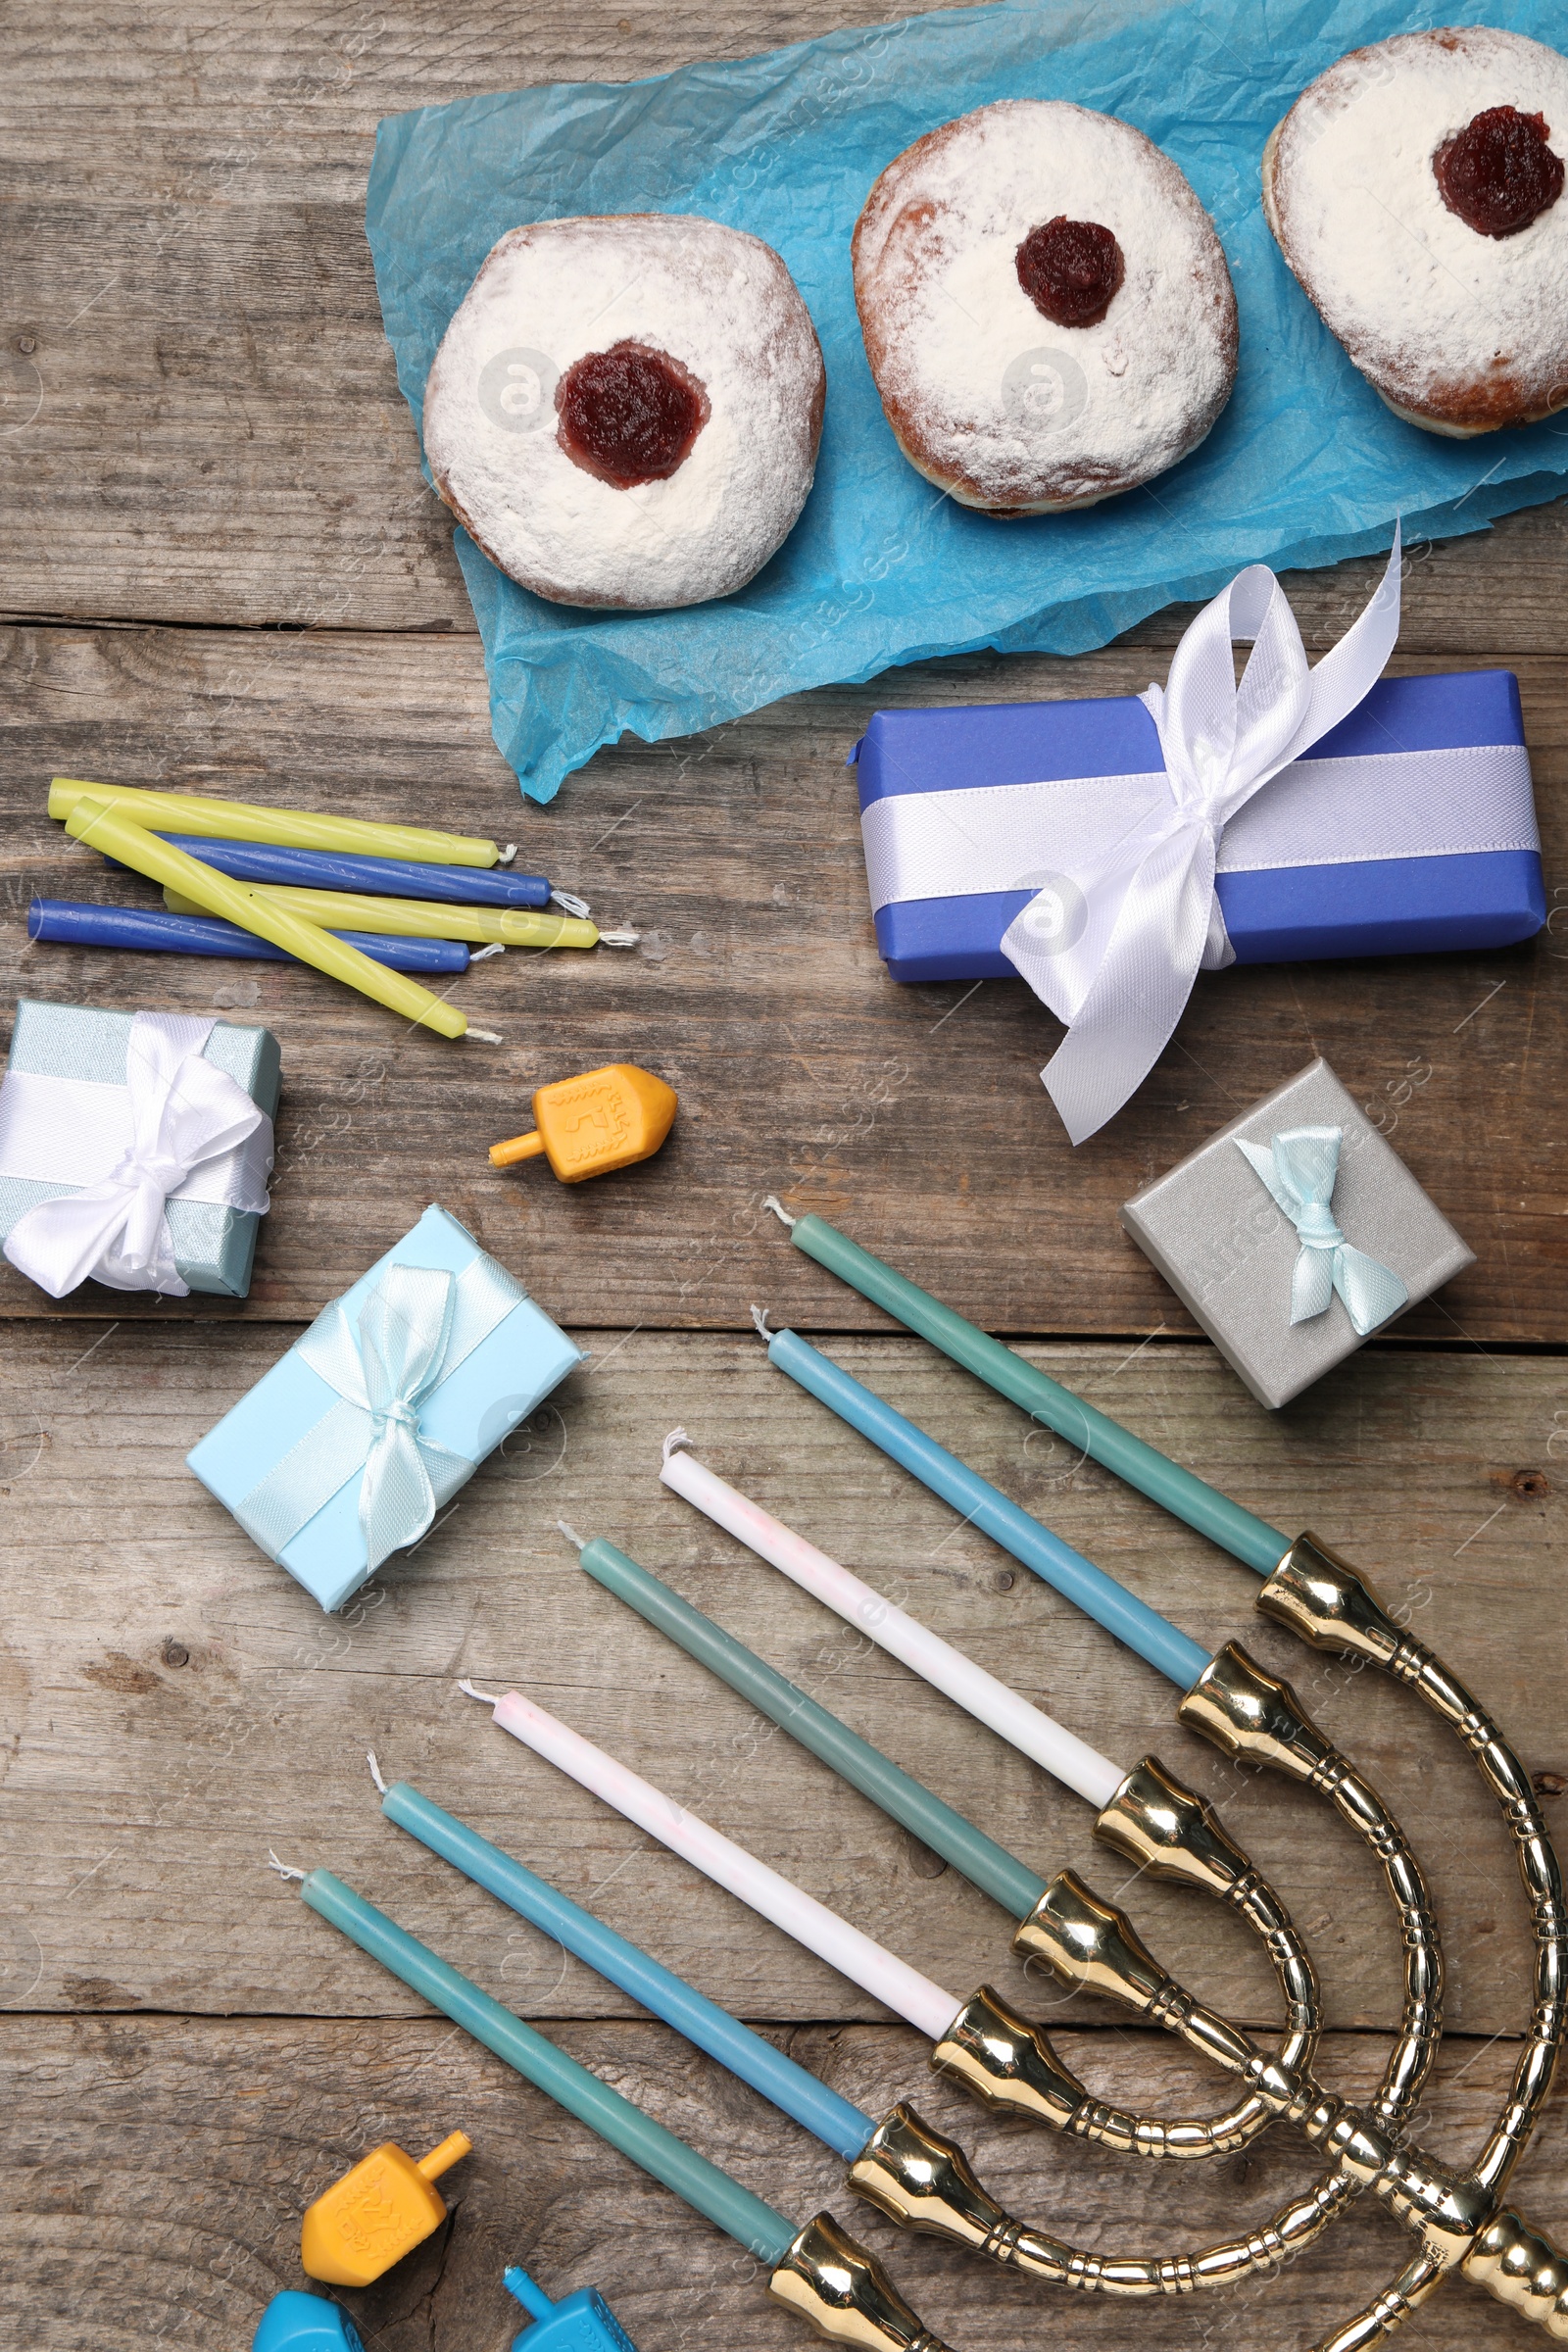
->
[1236, 1125, 1408, 1337]
[859, 741, 1538, 906]
[1000, 529, 1407, 1143]
[0, 1011, 272, 1298]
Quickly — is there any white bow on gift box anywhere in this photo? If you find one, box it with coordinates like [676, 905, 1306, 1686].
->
[1001, 529, 1407, 1144]
[0, 1009, 272, 1297]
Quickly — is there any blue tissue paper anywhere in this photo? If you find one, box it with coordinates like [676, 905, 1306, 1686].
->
[365, 0, 1568, 805]
[855, 668, 1545, 983]
[187, 1205, 581, 1612]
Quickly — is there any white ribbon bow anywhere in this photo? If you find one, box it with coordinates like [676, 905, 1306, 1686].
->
[1236, 1124, 1408, 1337]
[1003, 528, 1404, 1146]
[2, 1011, 271, 1298]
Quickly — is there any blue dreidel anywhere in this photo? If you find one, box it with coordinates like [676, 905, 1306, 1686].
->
[505, 2264, 639, 2352]
[253, 2289, 365, 2352]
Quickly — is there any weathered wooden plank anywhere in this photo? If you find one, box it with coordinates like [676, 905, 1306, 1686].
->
[4, 16, 1565, 2352]
[1, 621, 1562, 1336]
[2, 1, 1566, 643]
[3, 2013, 1563, 2350]
[2, 1324, 1561, 2034]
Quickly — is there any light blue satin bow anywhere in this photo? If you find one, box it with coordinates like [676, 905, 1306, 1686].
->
[1235, 1125, 1408, 1339]
[236, 1253, 524, 1572]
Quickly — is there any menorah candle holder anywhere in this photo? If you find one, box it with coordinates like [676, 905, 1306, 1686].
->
[569, 1539, 1339, 2190]
[572, 1526, 1490, 2299]
[754, 1204, 1568, 2339]
[1014, 1611, 1568, 2345]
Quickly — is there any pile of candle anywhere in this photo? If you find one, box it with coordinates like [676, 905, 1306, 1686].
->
[33, 778, 639, 1042]
[267, 1221, 1298, 2333]
[261, 1205, 1568, 2346]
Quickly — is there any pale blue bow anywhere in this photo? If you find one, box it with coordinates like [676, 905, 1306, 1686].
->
[1235, 1125, 1408, 1339]
[236, 1253, 524, 1572]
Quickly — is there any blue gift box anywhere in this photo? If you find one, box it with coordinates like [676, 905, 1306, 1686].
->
[854, 670, 1544, 986]
[187, 1204, 581, 1612]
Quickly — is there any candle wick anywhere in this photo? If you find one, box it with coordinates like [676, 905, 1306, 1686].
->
[469, 943, 506, 962]
[556, 1518, 587, 1551]
[458, 1677, 503, 1706]
[761, 1195, 797, 1228]
[550, 890, 591, 918]
[662, 1426, 693, 1464]
[497, 844, 517, 865]
[596, 929, 641, 948]
[750, 1304, 774, 1341]
[466, 1028, 505, 1045]
[268, 1850, 307, 1883]
[367, 1749, 388, 1794]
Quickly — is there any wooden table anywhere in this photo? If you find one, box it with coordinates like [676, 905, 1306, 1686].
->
[4, 7, 1566, 2346]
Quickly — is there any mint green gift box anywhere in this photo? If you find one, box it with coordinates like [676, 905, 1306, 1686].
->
[187, 1204, 582, 1610]
[0, 998, 280, 1298]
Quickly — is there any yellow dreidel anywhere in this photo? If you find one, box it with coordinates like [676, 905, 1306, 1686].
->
[489, 1063, 677, 1182]
[300, 2131, 471, 2286]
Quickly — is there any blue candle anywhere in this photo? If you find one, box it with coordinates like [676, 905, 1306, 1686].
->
[382, 1781, 874, 2164]
[763, 1326, 1211, 1692]
[28, 897, 470, 974]
[106, 834, 557, 908]
[299, 1866, 798, 2265]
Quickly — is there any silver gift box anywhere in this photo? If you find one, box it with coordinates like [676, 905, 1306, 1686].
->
[0, 999, 281, 1298]
[1120, 1058, 1474, 1410]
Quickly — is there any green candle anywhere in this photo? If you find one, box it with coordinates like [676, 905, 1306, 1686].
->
[784, 1211, 1289, 1576]
[299, 1867, 797, 2265]
[580, 1540, 1048, 1922]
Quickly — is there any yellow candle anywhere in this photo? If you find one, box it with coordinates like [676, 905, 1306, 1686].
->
[50, 779, 506, 869]
[65, 803, 498, 1044]
[164, 882, 601, 951]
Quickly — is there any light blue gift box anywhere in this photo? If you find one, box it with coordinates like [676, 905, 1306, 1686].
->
[187, 1203, 581, 1611]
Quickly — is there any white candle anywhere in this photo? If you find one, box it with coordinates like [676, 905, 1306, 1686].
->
[661, 1439, 1125, 1813]
[472, 1684, 963, 2043]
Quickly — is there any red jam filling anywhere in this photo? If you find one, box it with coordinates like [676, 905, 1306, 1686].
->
[556, 340, 710, 488]
[1434, 105, 1564, 238]
[1015, 217, 1126, 328]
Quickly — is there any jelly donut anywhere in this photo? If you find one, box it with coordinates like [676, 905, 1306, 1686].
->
[1264, 27, 1568, 436]
[851, 100, 1238, 514]
[423, 215, 825, 608]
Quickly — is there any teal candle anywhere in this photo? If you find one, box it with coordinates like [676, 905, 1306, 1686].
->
[382, 1781, 875, 2164]
[579, 1539, 1048, 1922]
[764, 1326, 1212, 1692]
[298, 1867, 798, 2265]
[786, 1213, 1289, 1577]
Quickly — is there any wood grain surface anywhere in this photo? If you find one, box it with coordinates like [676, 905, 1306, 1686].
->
[1, 622, 1563, 1335]
[3, 1325, 1561, 2038]
[7, 2016, 1566, 2351]
[3, 2, 1566, 2347]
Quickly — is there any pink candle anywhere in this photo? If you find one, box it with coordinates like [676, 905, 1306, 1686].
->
[661, 1436, 1124, 1811]
[466, 1682, 963, 2041]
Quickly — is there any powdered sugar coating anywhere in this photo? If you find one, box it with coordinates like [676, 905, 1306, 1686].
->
[423, 216, 825, 608]
[853, 101, 1238, 513]
[1266, 27, 1568, 435]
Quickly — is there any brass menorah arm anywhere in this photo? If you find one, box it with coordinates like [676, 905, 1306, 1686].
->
[1031, 1872, 1568, 2336]
[768, 2212, 956, 2350]
[1259, 1536, 1568, 2201]
[898, 1748, 1414, 2297]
